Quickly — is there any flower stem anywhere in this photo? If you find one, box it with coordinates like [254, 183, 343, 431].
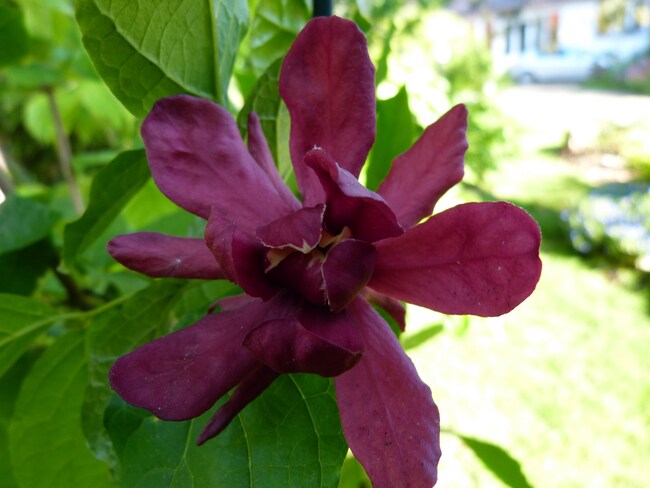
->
[313, 0, 332, 17]
[45, 87, 84, 214]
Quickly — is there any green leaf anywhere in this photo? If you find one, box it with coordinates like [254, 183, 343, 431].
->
[63, 149, 149, 265]
[365, 86, 417, 191]
[457, 434, 535, 488]
[82, 280, 188, 469]
[172, 280, 240, 329]
[401, 323, 444, 351]
[0, 294, 59, 378]
[75, 0, 248, 116]
[0, 240, 57, 295]
[0, 3, 30, 67]
[119, 374, 347, 488]
[0, 350, 41, 488]
[9, 331, 113, 488]
[246, 0, 309, 77]
[3, 64, 65, 89]
[237, 58, 298, 195]
[0, 194, 59, 255]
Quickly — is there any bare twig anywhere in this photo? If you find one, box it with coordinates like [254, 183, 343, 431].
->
[45, 87, 84, 214]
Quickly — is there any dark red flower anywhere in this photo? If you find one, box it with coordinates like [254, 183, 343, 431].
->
[107, 16, 541, 487]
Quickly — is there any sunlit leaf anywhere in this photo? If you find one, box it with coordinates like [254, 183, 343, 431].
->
[75, 0, 248, 116]
[0, 194, 59, 255]
[0, 294, 59, 378]
[82, 280, 188, 468]
[63, 150, 149, 266]
[366, 86, 417, 191]
[246, 0, 310, 77]
[119, 374, 347, 488]
[9, 331, 113, 488]
[457, 433, 535, 488]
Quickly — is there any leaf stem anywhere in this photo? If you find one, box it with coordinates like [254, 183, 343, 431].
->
[51, 267, 95, 311]
[45, 87, 84, 214]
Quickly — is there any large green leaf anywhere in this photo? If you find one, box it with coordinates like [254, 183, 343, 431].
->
[75, 0, 248, 116]
[0, 351, 41, 488]
[237, 58, 298, 195]
[9, 331, 113, 488]
[82, 280, 188, 468]
[365, 86, 417, 191]
[457, 434, 534, 488]
[0, 194, 59, 255]
[0, 3, 29, 67]
[0, 294, 59, 378]
[119, 374, 347, 488]
[245, 0, 309, 77]
[63, 149, 149, 266]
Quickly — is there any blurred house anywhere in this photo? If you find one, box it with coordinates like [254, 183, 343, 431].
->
[452, 0, 650, 78]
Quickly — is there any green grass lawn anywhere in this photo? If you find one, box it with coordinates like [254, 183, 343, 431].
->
[403, 152, 650, 487]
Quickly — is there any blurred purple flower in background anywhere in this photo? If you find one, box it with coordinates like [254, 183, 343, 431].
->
[107, 16, 541, 488]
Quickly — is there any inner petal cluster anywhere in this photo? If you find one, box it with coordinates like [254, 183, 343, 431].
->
[253, 201, 376, 311]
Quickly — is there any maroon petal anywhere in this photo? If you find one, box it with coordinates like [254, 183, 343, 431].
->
[369, 202, 543, 317]
[335, 298, 440, 488]
[197, 365, 278, 445]
[362, 288, 406, 331]
[256, 204, 325, 252]
[247, 112, 301, 210]
[109, 296, 295, 421]
[244, 305, 364, 377]
[305, 149, 403, 242]
[141, 95, 294, 228]
[107, 232, 223, 279]
[323, 239, 376, 312]
[279, 16, 376, 205]
[378, 104, 468, 229]
[205, 212, 278, 299]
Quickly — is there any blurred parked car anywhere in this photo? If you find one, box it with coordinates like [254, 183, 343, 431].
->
[509, 49, 597, 83]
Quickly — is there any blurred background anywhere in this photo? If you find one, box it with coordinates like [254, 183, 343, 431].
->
[1, 0, 649, 487]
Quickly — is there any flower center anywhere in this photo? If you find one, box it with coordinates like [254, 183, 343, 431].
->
[263, 227, 351, 306]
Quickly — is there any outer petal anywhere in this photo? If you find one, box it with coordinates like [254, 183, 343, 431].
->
[247, 112, 301, 210]
[197, 365, 278, 445]
[322, 239, 376, 312]
[109, 295, 295, 421]
[335, 298, 440, 488]
[141, 95, 294, 228]
[369, 202, 542, 317]
[378, 104, 468, 229]
[244, 305, 364, 377]
[362, 288, 406, 331]
[205, 212, 278, 300]
[305, 149, 403, 242]
[279, 16, 376, 205]
[256, 204, 325, 252]
[107, 232, 223, 279]
[209, 294, 261, 314]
